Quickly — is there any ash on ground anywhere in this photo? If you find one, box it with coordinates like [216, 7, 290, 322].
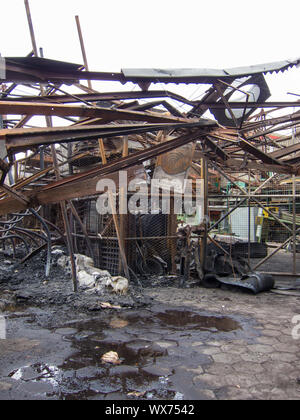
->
[0, 246, 156, 315]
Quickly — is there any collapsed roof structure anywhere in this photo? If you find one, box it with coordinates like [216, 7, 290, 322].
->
[1, 3, 300, 292]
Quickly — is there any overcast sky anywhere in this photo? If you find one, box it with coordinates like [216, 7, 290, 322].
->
[1, 0, 300, 103]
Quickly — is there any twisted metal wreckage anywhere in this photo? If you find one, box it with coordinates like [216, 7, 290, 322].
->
[1, 10, 300, 294]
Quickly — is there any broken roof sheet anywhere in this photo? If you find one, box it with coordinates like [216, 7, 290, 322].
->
[122, 58, 300, 83]
[5, 56, 82, 72]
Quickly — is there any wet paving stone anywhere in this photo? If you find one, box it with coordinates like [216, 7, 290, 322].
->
[2, 300, 296, 400]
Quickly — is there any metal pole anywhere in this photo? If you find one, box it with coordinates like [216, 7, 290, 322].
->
[248, 170, 251, 267]
[201, 159, 208, 270]
[24, 0, 38, 56]
[252, 235, 294, 271]
[24, 1, 78, 291]
[75, 15, 92, 91]
[98, 138, 130, 279]
[293, 175, 296, 275]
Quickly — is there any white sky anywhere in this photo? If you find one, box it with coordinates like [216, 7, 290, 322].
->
[1, 0, 300, 112]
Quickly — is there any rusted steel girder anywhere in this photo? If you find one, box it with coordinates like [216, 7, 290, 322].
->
[0, 128, 211, 216]
[2, 121, 211, 153]
[0, 100, 190, 124]
[2, 91, 300, 110]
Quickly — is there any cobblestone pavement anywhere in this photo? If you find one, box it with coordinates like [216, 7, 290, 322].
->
[146, 287, 300, 400]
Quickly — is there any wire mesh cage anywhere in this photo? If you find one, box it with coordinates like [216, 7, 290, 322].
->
[71, 196, 178, 277]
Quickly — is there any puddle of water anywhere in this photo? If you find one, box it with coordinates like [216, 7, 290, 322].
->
[155, 310, 241, 332]
[5, 306, 245, 400]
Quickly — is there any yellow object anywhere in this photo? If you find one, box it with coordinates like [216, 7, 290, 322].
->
[262, 207, 279, 218]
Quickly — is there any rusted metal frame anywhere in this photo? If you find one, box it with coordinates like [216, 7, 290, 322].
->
[252, 173, 277, 195]
[268, 142, 300, 160]
[204, 101, 300, 109]
[60, 202, 78, 291]
[188, 85, 228, 118]
[0, 100, 190, 125]
[214, 82, 239, 129]
[0, 184, 30, 205]
[11, 131, 203, 191]
[41, 130, 207, 191]
[209, 194, 300, 199]
[241, 111, 300, 134]
[208, 167, 298, 274]
[74, 83, 98, 94]
[3, 62, 123, 84]
[98, 138, 130, 279]
[292, 175, 297, 275]
[225, 158, 296, 175]
[0, 167, 140, 216]
[208, 198, 248, 233]
[50, 140, 78, 291]
[216, 78, 252, 129]
[127, 100, 184, 118]
[75, 234, 180, 241]
[0, 131, 208, 215]
[238, 94, 251, 130]
[200, 158, 208, 271]
[250, 196, 293, 234]
[24, 0, 78, 290]
[202, 136, 229, 161]
[0, 161, 58, 200]
[207, 234, 231, 257]
[47, 132, 78, 289]
[119, 137, 128, 272]
[68, 200, 95, 262]
[252, 233, 299, 271]
[3, 121, 206, 152]
[46, 84, 98, 109]
[210, 160, 248, 196]
[238, 137, 286, 166]
[247, 171, 251, 266]
[283, 152, 300, 165]
[245, 121, 300, 143]
[4, 90, 195, 107]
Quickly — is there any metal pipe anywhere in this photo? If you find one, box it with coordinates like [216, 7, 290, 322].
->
[29, 208, 51, 277]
